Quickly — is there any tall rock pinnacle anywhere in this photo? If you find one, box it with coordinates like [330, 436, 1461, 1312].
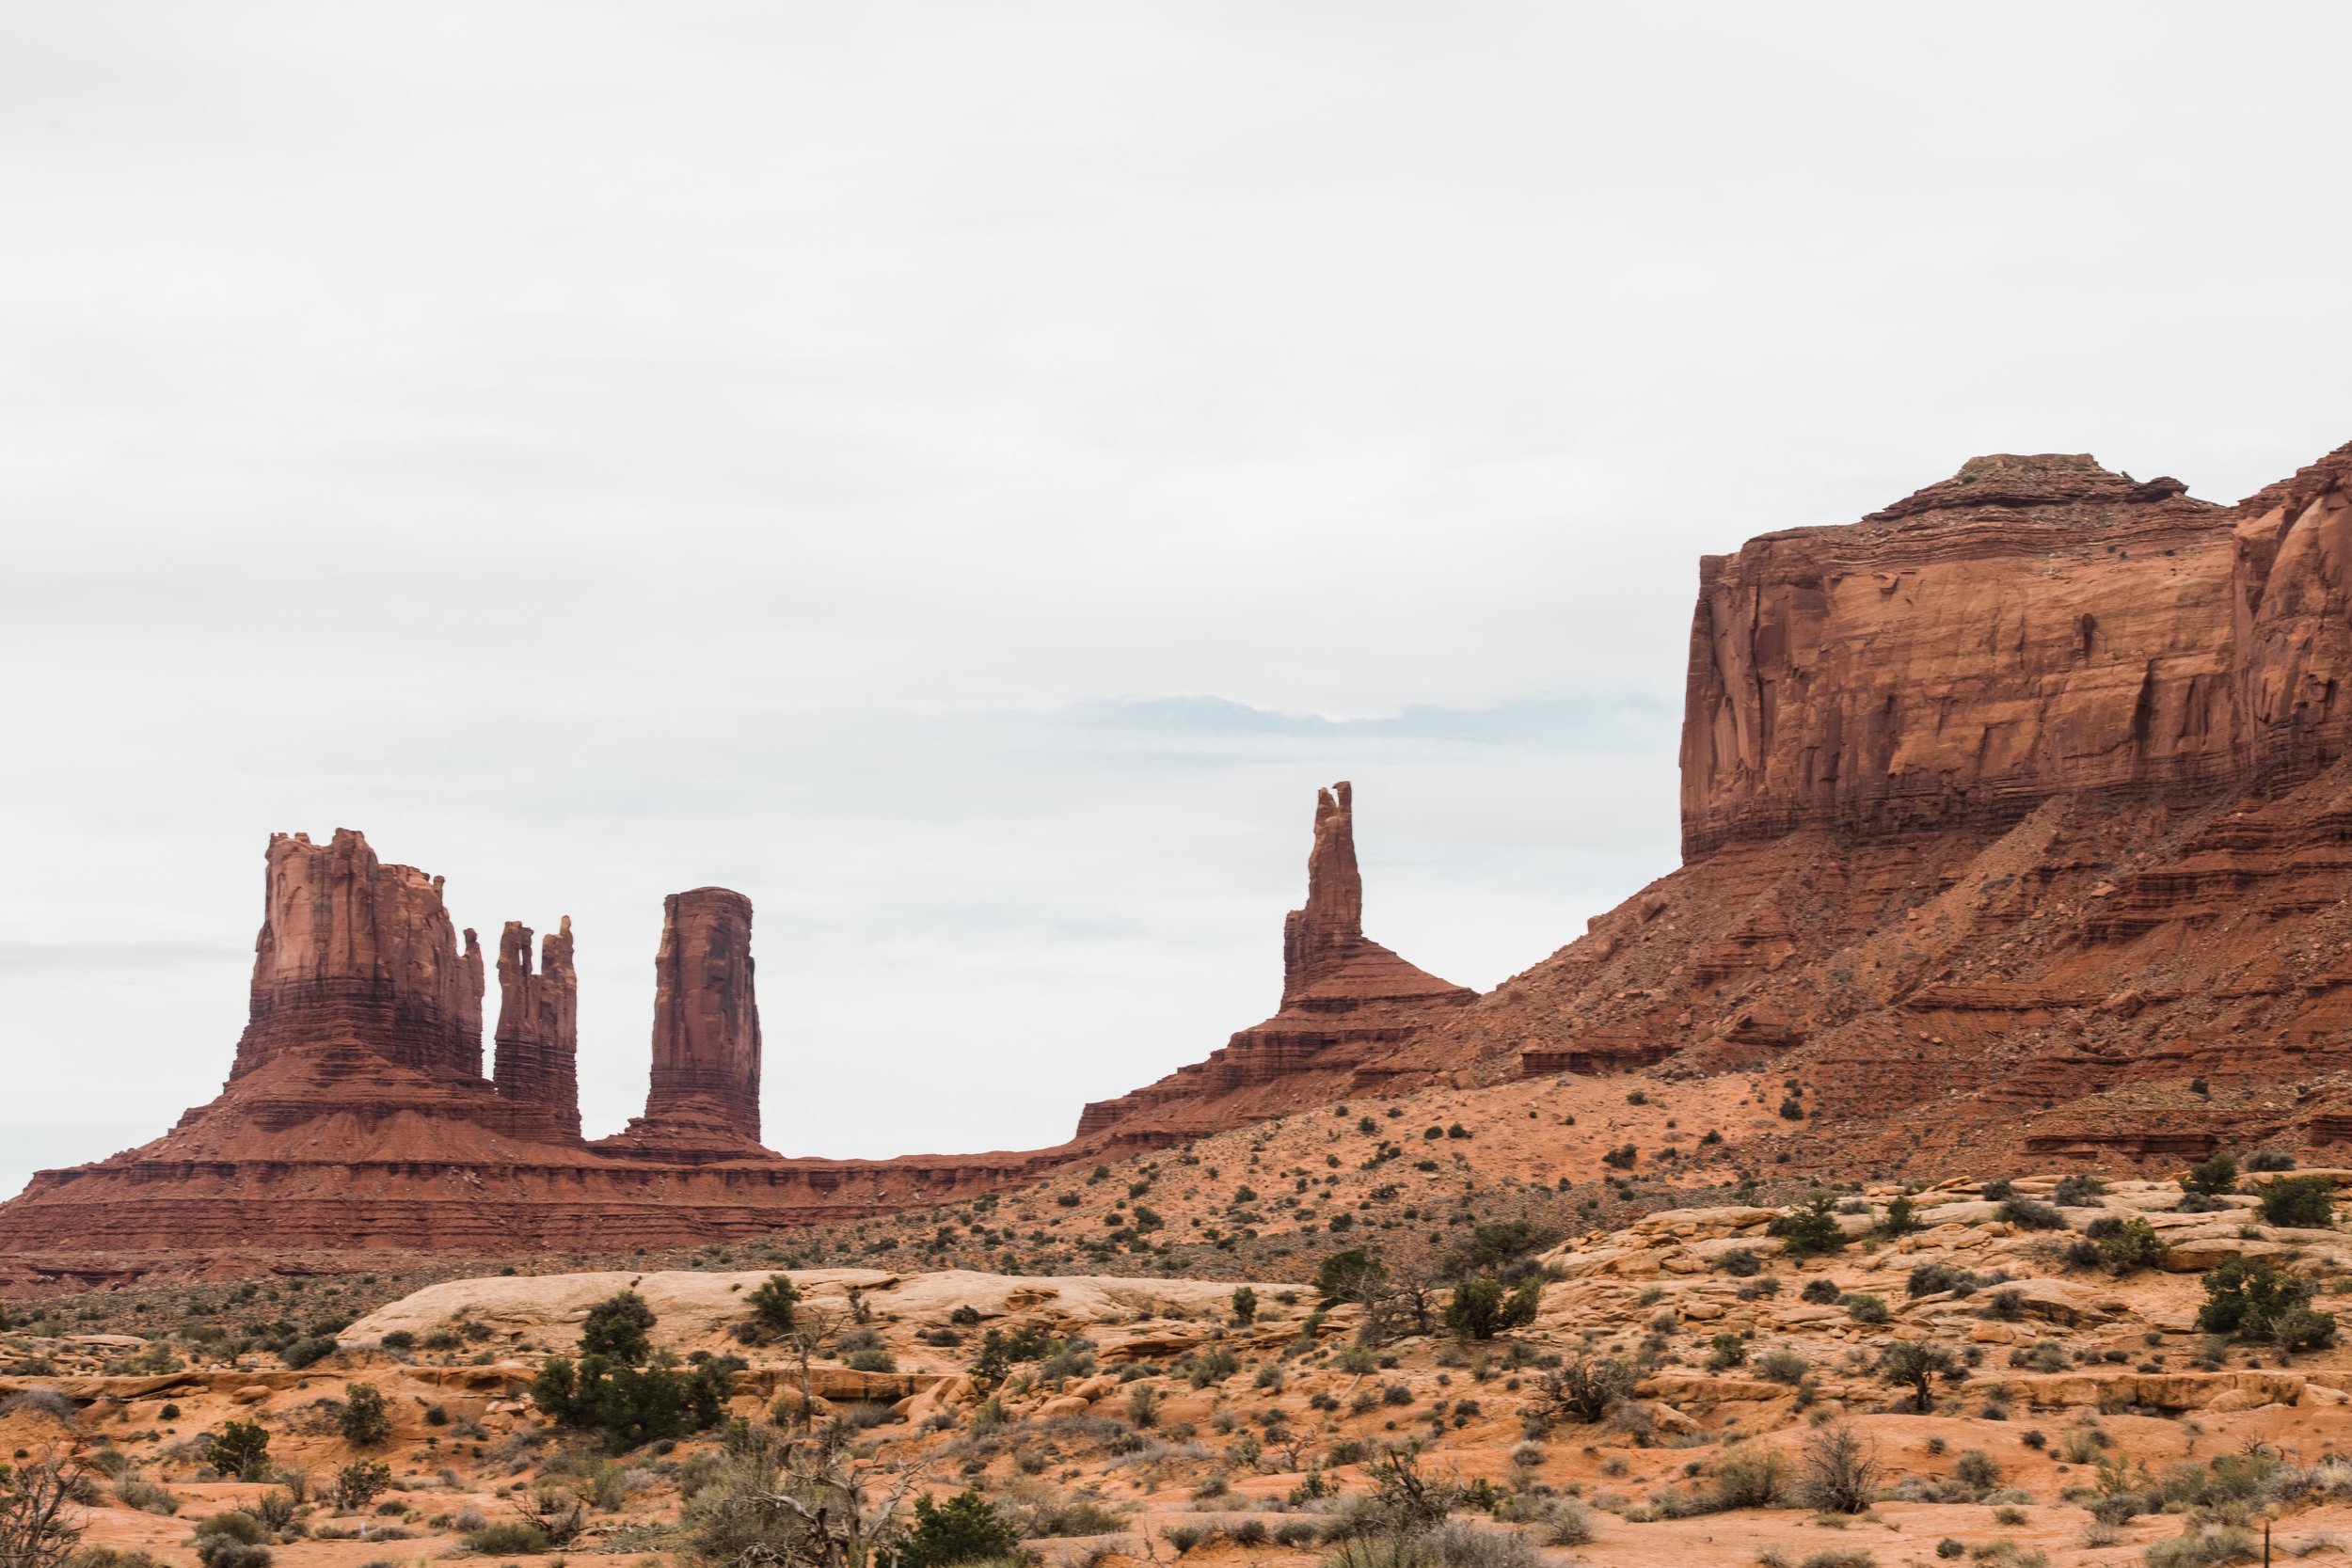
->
[232, 828, 485, 1080]
[1281, 781, 1366, 1003]
[633, 887, 764, 1148]
[1074, 780, 1475, 1144]
[493, 917, 581, 1140]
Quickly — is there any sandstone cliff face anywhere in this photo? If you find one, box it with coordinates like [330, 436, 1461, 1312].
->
[493, 918, 581, 1141]
[1682, 447, 2352, 858]
[234, 830, 485, 1080]
[1370, 440, 2352, 1171]
[1074, 782, 1475, 1145]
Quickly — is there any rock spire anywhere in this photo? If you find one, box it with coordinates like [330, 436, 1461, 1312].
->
[493, 917, 582, 1140]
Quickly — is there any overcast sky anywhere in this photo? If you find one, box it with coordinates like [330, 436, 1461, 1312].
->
[5, 3, 2350, 1201]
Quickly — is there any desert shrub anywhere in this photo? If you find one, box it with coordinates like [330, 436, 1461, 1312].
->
[2197, 1258, 2337, 1349]
[332, 1460, 392, 1510]
[1231, 1287, 1258, 1325]
[190, 1512, 273, 1568]
[193, 1513, 267, 1546]
[1543, 1499, 1594, 1546]
[2183, 1153, 2239, 1198]
[2246, 1150, 2296, 1173]
[338, 1384, 390, 1448]
[743, 1275, 799, 1340]
[2143, 1524, 2260, 1567]
[902, 1489, 1020, 1568]
[462, 1522, 550, 1555]
[1712, 1446, 1789, 1508]
[1184, 1348, 1241, 1388]
[1534, 1353, 1635, 1425]
[1981, 1287, 2034, 1323]
[1999, 1198, 2065, 1231]
[1706, 1333, 1747, 1371]
[1879, 1196, 1922, 1237]
[1952, 1449, 2001, 1493]
[2052, 1174, 2107, 1206]
[846, 1348, 898, 1373]
[1771, 1195, 1848, 1258]
[1162, 1525, 1209, 1555]
[1443, 1276, 1539, 1341]
[2098, 1218, 2169, 1275]
[532, 1292, 732, 1449]
[1795, 1423, 1878, 1513]
[115, 1475, 180, 1515]
[1714, 1248, 1763, 1277]
[207, 1421, 270, 1480]
[1908, 1262, 1986, 1298]
[1276, 1521, 1319, 1547]
[1423, 1521, 1538, 1568]
[1840, 1293, 1889, 1324]
[2256, 1176, 2335, 1228]
[1877, 1341, 1955, 1412]
[279, 1338, 335, 1370]
[1800, 1279, 1842, 1305]
[193, 1541, 270, 1568]
[1757, 1350, 1810, 1385]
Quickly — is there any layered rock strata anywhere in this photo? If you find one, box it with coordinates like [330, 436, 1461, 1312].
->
[1352, 442, 2352, 1170]
[234, 830, 485, 1080]
[1074, 781, 1476, 1145]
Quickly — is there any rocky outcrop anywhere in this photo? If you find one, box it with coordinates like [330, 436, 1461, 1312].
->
[1074, 782, 1475, 1145]
[234, 830, 485, 1080]
[600, 888, 769, 1160]
[0, 831, 1075, 1266]
[1682, 445, 2352, 858]
[1355, 439, 2352, 1171]
[493, 918, 580, 1141]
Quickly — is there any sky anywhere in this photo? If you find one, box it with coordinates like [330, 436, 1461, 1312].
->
[5, 2, 2351, 1202]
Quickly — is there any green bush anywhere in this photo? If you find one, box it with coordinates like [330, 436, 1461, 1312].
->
[744, 1275, 799, 1338]
[1771, 1194, 1847, 1258]
[1998, 1197, 2065, 1230]
[2255, 1175, 2335, 1228]
[2051, 1173, 2107, 1207]
[900, 1488, 1019, 1568]
[1443, 1275, 1540, 1340]
[1230, 1286, 1257, 1325]
[338, 1383, 390, 1448]
[207, 1420, 270, 1480]
[2196, 1257, 2337, 1349]
[531, 1291, 733, 1450]
[2182, 1152, 2239, 1198]
[279, 1337, 335, 1370]
[2096, 1217, 2169, 1275]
